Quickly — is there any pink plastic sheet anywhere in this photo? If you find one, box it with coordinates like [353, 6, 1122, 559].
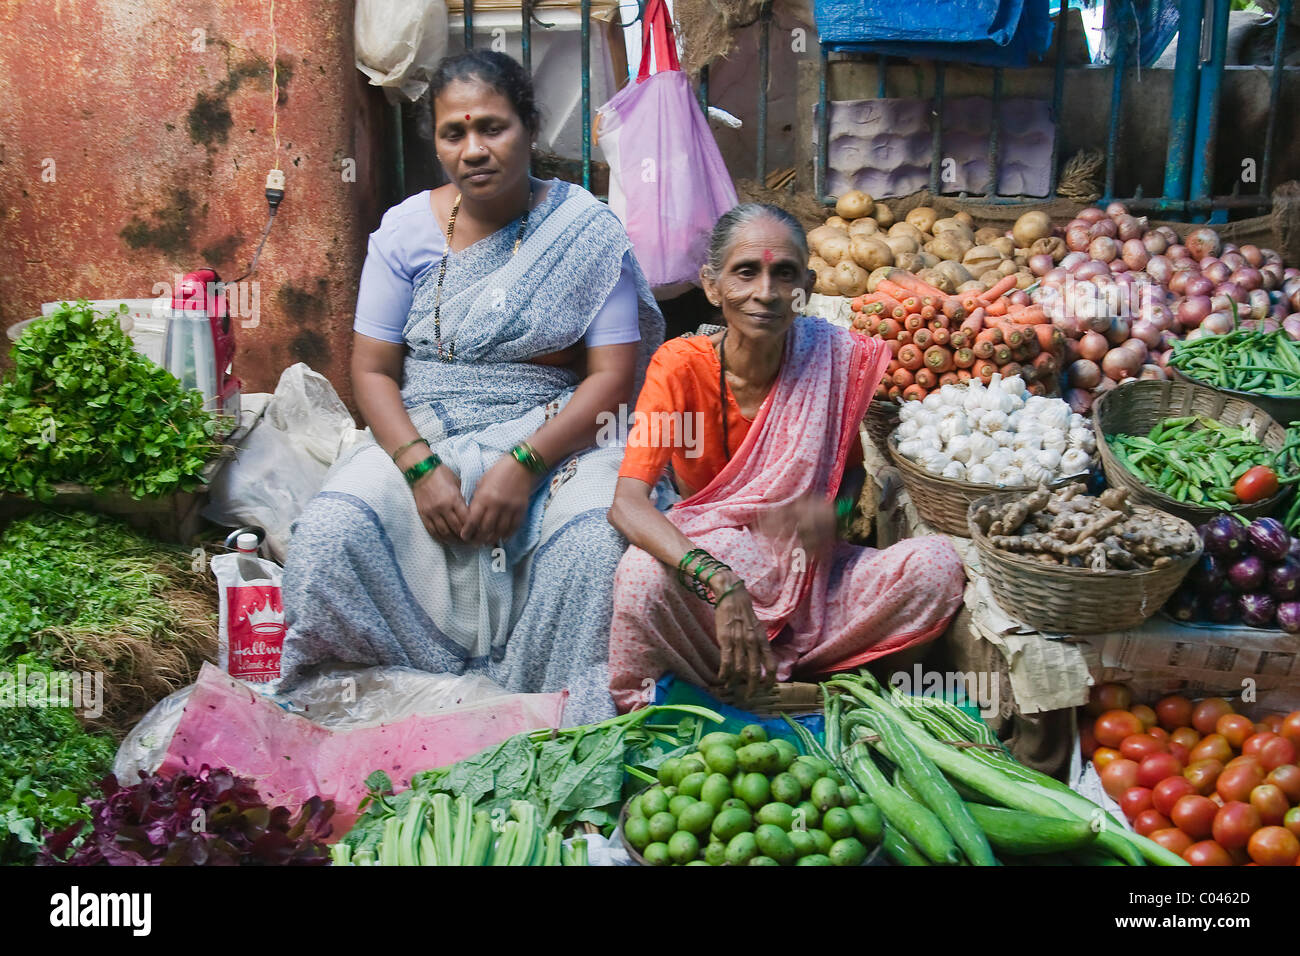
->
[158, 664, 566, 833]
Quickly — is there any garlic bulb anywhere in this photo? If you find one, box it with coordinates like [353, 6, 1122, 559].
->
[897, 438, 925, 460]
[967, 463, 995, 485]
[967, 433, 997, 463]
[1069, 412, 1087, 431]
[1060, 447, 1092, 475]
[992, 430, 1016, 448]
[1037, 448, 1062, 472]
[923, 392, 945, 412]
[999, 375, 1026, 395]
[979, 410, 1010, 435]
[1067, 426, 1097, 455]
[942, 460, 967, 481]
[947, 434, 974, 463]
[898, 419, 921, 439]
[996, 466, 1026, 487]
[939, 384, 963, 406]
[919, 449, 952, 474]
[1022, 461, 1051, 486]
[1012, 431, 1043, 451]
[938, 414, 968, 443]
[917, 425, 941, 446]
[900, 401, 923, 423]
[1040, 402, 1071, 433]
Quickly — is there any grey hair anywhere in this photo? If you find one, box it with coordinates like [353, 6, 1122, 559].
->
[704, 203, 810, 276]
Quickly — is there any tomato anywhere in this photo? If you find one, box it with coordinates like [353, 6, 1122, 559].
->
[1281, 711, 1300, 748]
[1156, 694, 1195, 732]
[1189, 733, 1233, 765]
[1249, 783, 1290, 826]
[1170, 726, 1201, 750]
[1147, 726, 1171, 743]
[1168, 742, 1190, 766]
[1095, 710, 1145, 749]
[1247, 825, 1300, 866]
[1131, 704, 1158, 731]
[1218, 762, 1267, 803]
[1153, 776, 1197, 817]
[1216, 714, 1256, 750]
[1150, 828, 1195, 856]
[1254, 723, 1272, 735]
[1184, 758, 1225, 796]
[1137, 752, 1184, 789]
[1225, 754, 1263, 770]
[1192, 698, 1235, 736]
[1262, 713, 1285, 733]
[1266, 764, 1300, 802]
[1284, 806, 1300, 839]
[1242, 731, 1279, 757]
[1086, 683, 1133, 717]
[1212, 801, 1262, 850]
[1079, 721, 1099, 759]
[1134, 809, 1173, 837]
[1171, 794, 1219, 839]
[1102, 758, 1141, 800]
[1183, 840, 1235, 866]
[1234, 465, 1279, 503]
[1092, 747, 1121, 773]
[1120, 733, 1168, 762]
[1258, 736, 1298, 771]
[1120, 786, 1155, 820]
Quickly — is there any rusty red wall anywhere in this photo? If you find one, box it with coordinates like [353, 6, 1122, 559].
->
[0, 0, 388, 412]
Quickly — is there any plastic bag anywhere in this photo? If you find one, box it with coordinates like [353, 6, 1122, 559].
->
[211, 541, 285, 687]
[202, 363, 362, 562]
[354, 0, 449, 102]
[596, 0, 737, 288]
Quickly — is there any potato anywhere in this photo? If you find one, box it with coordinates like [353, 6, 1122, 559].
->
[813, 267, 839, 296]
[833, 260, 871, 297]
[1029, 236, 1068, 262]
[925, 236, 969, 263]
[807, 255, 829, 273]
[825, 215, 851, 230]
[934, 260, 974, 287]
[1015, 270, 1036, 290]
[850, 235, 894, 270]
[894, 252, 924, 273]
[957, 279, 986, 295]
[917, 267, 954, 293]
[952, 210, 974, 228]
[887, 222, 925, 244]
[867, 266, 894, 293]
[905, 206, 939, 234]
[835, 190, 874, 221]
[916, 252, 941, 269]
[1012, 210, 1052, 249]
[884, 234, 919, 258]
[931, 218, 974, 242]
[974, 226, 1005, 246]
[819, 233, 851, 266]
[848, 217, 879, 236]
[807, 225, 845, 253]
[995, 258, 1019, 277]
[872, 202, 895, 229]
[962, 244, 1003, 277]
[990, 236, 1015, 259]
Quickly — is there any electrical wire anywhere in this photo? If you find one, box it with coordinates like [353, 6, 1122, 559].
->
[270, 0, 280, 170]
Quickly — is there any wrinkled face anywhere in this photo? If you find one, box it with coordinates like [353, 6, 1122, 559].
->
[432, 77, 533, 199]
[702, 218, 813, 340]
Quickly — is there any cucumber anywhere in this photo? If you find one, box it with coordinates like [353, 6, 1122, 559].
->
[965, 803, 1098, 856]
[880, 820, 930, 866]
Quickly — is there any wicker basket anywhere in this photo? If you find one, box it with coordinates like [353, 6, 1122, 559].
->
[968, 491, 1202, 634]
[1167, 366, 1300, 436]
[864, 400, 901, 459]
[888, 430, 1093, 537]
[1092, 379, 1291, 526]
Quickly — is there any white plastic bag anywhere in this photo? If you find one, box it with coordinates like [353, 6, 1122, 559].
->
[211, 543, 286, 687]
[202, 363, 362, 561]
[355, 0, 449, 102]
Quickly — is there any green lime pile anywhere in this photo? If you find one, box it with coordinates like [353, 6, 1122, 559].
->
[623, 724, 881, 866]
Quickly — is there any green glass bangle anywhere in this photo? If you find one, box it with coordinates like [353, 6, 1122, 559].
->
[712, 580, 744, 606]
[403, 454, 442, 486]
[510, 442, 548, 475]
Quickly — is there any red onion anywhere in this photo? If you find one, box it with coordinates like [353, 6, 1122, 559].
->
[1185, 327, 1207, 342]
[1155, 349, 1173, 369]
[1220, 251, 1245, 272]
[1184, 275, 1214, 297]
[1053, 311, 1083, 338]
[1168, 244, 1188, 260]
[1217, 280, 1247, 303]
[1169, 271, 1192, 295]
[1119, 338, 1149, 364]
[1028, 253, 1055, 277]
[1089, 218, 1119, 240]
[1079, 331, 1109, 361]
[1249, 289, 1271, 321]
[1008, 290, 1030, 307]
[1131, 319, 1162, 349]
[1077, 207, 1106, 224]
[1202, 260, 1231, 284]
[1262, 248, 1283, 267]
[1201, 311, 1234, 336]
[1240, 244, 1264, 268]
[1142, 232, 1169, 256]
[1066, 225, 1092, 252]
[1222, 242, 1238, 255]
[1147, 304, 1175, 332]
[1059, 252, 1089, 272]
[1239, 319, 1260, 332]
[1105, 201, 1129, 219]
[1105, 316, 1132, 346]
[1261, 265, 1283, 291]
[1109, 259, 1130, 274]
[1146, 255, 1172, 285]
[1211, 291, 1236, 313]
[1262, 318, 1281, 334]
[1178, 295, 1212, 329]
[1230, 267, 1262, 292]
[1283, 267, 1298, 281]
[1065, 388, 1094, 414]
[1102, 348, 1142, 381]
[1172, 257, 1198, 273]
[1283, 315, 1300, 341]
[1292, 287, 1300, 313]
[1115, 215, 1144, 241]
[1075, 259, 1110, 281]
[1120, 239, 1149, 271]
[1068, 359, 1102, 389]
[1155, 226, 1179, 245]
[1042, 268, 1070, 291]
[1063, 337, 1082, 362]
[1159, 330, 1179, 350]
[1185, 227, 1221, 261]
[1095, 376, 1119, 393]
[1139, 364, 1166, 381]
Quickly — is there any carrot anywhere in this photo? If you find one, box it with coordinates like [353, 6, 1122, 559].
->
[931, 327, 950, 347]
[978, 274, 1019, 303]
[1006, 305, 1048, 325]
[1032, 323, 1060, 353]
[942, 297, 967, 321]
[973, 360, 997, 384]
[911, 328, 933, 350]
[875, 277, 923, 304]
[893, 368, 915, 389]
[960, 295, 983, 314]
[902, 384, 927, 403]
[959, 307, 985, 336]
[887, 385, 903, 401]
[1032, 351, 1058, 376]
[972, 340, 995, 361]
[897, 343, 924, 371]
[886, 270, 948, 300]
[878, 318, 902, 339]
[896, 330, 912, 345]
[920, 305, 937, 321]
[861, 291, 906, 311]
[1019, 364, 1038, 383]
[993, 344, 1013, 366]
[884, 338, 903, 358]
[938, 371, 960, 387]
[890, 305, 908, 320]
[1026, 381, 1048, 397]
[914, 367, 937, 390]
[948, 330, 969, 350]
[859, 316, 879, 335]
[956, 369, 973, 383]
[985, 297, 1009, 318]
[924, 346, 954, 373]
[850, 298, 863, 313]
[999, 362, 1022, 379]
[875, 381, 890, 398]
[904, 313, 925, 332]
[953, 347, 975, 369]
[886, 359, 901, 376]
[1001, 327, 1026, 350]
[928, 314, 951, 331]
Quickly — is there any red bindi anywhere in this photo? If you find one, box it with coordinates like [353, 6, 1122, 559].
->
[465, 113, 472, 121]
[762, 249, 775, 262]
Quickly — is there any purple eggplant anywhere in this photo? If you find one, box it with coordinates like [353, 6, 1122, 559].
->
[1290, 537, 1300, 560]
[1270, 558, 1300, 601]
[1228, 554, 1267, 592]
[1206, 591, 1237, 624]
[1190, 554, 1226, 592]
[1277, 601, 1300, 634]
[1201, 515, 1249, 559]
[1240, 592, 1278, 629]
[1165, 588, 1200, 622]
[1247, 518, 1292, 562]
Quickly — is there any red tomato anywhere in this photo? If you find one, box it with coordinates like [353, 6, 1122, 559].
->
[1138, 752, 1185, 789]
[1095, 710, 1145, 749]
[1284, 806, 1300, 839]
[1254, 723, 1272, 735]
[1134, 809, 1173, 837]
[1168, 742, 1190, 766]
[1242, 731, 1279, 757]
[1131, 704, 1158, 731]
[1212, 801, 1262, 850]
[1249, 783, 1290, 826]
[1183, 840, 1235, 866]
[1171, 794, 1219, 839]
[1102, 758, 1141, 800]
[1170, 727, 1201, 750]
[1266, 764, 1300, 802]
[1119, 786, 1154, 821]
[1189, 733, 1233, 765]
[1218, 762, 1267, 803]
[1247, 826, 1300, 866]
[1086, 683, 1133, 717]
[1183, 758, 1225, 796]
[1280, 711, 1300, 748]
[1258, 736, 1298, 771]
[1150, 828, 1195, 856]
[1079, 722, 1099, 759]
[1156, 694, 1195, 732]
[1262, 713, 1285, 733]
[1147, 726, 1171, 743]
[1192, 698, 1235, 736]
[1234, 465, 1279, 504]
[1120, 733, 1168, 762]
[1092, 747, 1121, 773]
[1226, 754, 1263, 770]
[1153, 776, 1197, 817]
[1216, 714, 1256, 750]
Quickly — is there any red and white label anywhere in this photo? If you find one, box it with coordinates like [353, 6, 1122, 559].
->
[224, 584, 285, 683]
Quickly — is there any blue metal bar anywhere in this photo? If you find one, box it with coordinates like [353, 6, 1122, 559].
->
[929, 62, 945, 196]
[522, 0, 532, 73]
[464, 0, 474, 49]
[698, 64, 709, 113]
[817, 45, 831, 202]
[985, 68, 1002, 197]
[1103, 0, 1129, 203]
[1190, 0, 1229, 203]
[1161, 0, 1204, 209]
[1048, 0, 1068, 197]
[581, 0, 591, 191]
[757, 1, 772, 183]
[878, 54, 887, 98]
[1260, 0, 1292, 197]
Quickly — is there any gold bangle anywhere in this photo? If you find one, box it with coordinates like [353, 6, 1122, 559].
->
[391, 437, 429, 463]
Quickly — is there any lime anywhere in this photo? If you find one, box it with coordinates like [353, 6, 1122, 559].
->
[663, 786, 678, 798]
[624, 814, 652, 851]
[685, 859, 711, 866]
[657, 758, 682, 787]
[721, 798, 749, 813]
[796, 853, 833, 866]
[788, 760, 820, 793]
[643, 842, 671, 866]
[794, 800, 822, 829]
[735, 772, 771, 810]
[739, 723, 768, 744]
[647, 811, 678, 844]
[748, 855, 780, 866]
[847, 803, 883, 845]
[702, 744, 739, 777]
[770, 738, 799, 771]
[756, 801, 796, 831]
[678, 771, 708, 799]
[807, 828, 833, 855]
[736, 742, 780, 775]
[755, 823, 797, 865]
[822, 806, 855, 841]
[788, 829, 818, 857]
[724, 831, 759, 866]
[677, 801, 715, 836]
[668, 830, 701, 864]
[811, 777, 842, 812]
[770, 772, 803, 806]
[626, 793, 645, 819]
[711, 806, 753, 842]
[703, 839, 727, 866]
[700, 773, 732, 810]
[795, 755, 831, 777]
[640, 787, 669, 817]
[699, 731, 741, 750]
[679, 755, 708, 779]
[669, 794, 697, 819]
[839, 785, 860, 807]
[829, 836, 868, 867]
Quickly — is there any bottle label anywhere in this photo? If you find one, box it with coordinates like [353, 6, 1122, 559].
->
[223, 584, 285, 683]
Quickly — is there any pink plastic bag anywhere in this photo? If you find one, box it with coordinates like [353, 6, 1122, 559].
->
[596, 0, 737, 288]
[157, 664, 566, 833]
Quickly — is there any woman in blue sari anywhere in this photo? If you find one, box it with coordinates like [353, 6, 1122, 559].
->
[281, 52, 664, 724]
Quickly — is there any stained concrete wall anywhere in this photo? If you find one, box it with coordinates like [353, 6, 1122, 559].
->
[0, 0, 388, 412]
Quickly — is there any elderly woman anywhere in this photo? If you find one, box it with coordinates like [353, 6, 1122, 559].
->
[606, 204, 965, 708]
[281, 51, 663, 724]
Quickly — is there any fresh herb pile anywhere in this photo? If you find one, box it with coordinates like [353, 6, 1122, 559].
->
[0, 299, 218, 501]
[40, 766, 335, 866]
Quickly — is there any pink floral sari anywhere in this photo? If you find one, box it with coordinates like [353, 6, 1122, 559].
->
[608, 317, 965, 711]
